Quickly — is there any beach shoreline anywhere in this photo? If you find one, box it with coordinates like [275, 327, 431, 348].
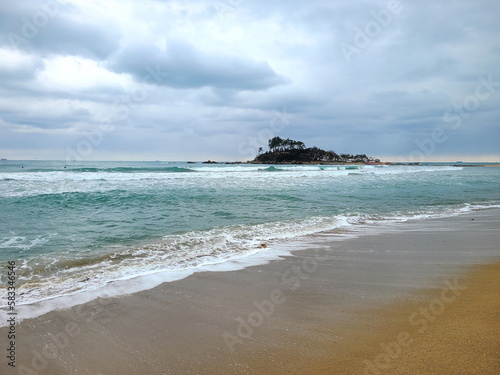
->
[1, 209, 499, 374]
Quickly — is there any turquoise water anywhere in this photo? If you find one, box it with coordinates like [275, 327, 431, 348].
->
[1, 160, 499, 305]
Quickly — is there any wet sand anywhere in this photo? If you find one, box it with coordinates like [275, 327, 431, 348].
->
[1, 209, 499, 374]
[295, 262, 500, 375]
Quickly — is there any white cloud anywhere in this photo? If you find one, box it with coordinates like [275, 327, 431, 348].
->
[37, 55, 131, 92]
[0, 0, 499, 160]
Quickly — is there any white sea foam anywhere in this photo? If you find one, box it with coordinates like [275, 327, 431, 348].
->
[0, 234, 53, 251]
[2, 201, 499, 326]
[0, 165, 463, 197]
[1, 163, 497, 324]
[1, 215, 355, 307]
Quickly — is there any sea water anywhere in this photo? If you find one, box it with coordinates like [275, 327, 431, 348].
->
[1, 160, 499, 312]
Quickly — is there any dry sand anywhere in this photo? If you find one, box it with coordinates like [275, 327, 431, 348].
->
[1, 210, 499, 374]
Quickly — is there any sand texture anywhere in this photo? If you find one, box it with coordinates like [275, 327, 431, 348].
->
[1, 209, 499, 374]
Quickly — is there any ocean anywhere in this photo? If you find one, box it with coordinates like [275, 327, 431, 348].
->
[1, 160, 499, 315]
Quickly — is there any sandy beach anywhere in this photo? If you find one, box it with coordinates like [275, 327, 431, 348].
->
[1, 209, 499, 374]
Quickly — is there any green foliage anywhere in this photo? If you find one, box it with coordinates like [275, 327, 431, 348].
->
[268, 136, 305, 152]
[255, 137, 373, 163]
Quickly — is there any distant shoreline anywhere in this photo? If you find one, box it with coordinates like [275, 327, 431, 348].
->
[235, 161, 499, 167]
[1, 159, 499, 167]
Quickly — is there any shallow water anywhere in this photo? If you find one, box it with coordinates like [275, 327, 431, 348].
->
[0, 160, 499, 306]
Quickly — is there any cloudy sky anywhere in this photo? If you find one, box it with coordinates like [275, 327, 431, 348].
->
[0, 0, 499, 162]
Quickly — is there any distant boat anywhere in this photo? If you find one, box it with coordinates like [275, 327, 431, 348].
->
[0, 158, 7, 161]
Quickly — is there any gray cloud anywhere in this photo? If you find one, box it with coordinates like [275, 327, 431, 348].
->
[109, 41, 288, 91]
[0, 55, 45, 84]
[0, 1, 120, 59]
[0, 0, 499, 161]
[0, 105, 93, 130]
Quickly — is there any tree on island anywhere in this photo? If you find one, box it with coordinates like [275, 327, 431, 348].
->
[268, 136, 305, 153]
[253, 137, 374, 164]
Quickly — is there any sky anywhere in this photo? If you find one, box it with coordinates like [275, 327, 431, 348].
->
[0, 0, 499, 162]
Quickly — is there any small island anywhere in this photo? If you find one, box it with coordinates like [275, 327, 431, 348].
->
[250, 137, 382, 164]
